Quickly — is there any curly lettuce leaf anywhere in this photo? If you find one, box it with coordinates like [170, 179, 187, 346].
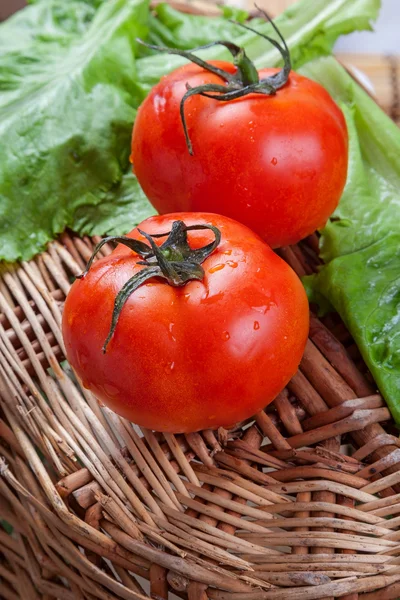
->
[136, 0, 380, 94]
[0, 0, 148, 262]
[72, 171, 155, 236]
[146, 3, 253, 50]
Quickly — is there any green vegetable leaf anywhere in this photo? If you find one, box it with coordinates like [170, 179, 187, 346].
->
[302, 274, 335, 318]
[147, 3, 255, 50]
[311, 235, 400, 408]
[298, 58, 400, 420]
[299, 59, 400, 262]
[136, 0, 381, 94]
[73, 171, 155, 236]
[0, 0, 148, 262]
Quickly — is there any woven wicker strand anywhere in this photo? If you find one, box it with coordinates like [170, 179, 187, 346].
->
[2, 229, 400, 600]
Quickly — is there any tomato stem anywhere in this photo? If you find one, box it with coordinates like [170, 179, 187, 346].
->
[77, 221, 221, 353]
[233, 47, 260, 86]
[136, 7, 291, 155]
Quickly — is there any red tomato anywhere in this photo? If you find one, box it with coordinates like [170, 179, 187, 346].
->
[62, 213, 309, 433]
[131, 62, 348, 248]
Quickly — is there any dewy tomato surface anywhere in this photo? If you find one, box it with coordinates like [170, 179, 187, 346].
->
[131, 60, 348, 248]
[63, 213, 309, 433]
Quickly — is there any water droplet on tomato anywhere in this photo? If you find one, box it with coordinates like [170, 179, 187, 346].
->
[201, 290, 224, 305]
[223, 249, 232, 256]
[209, 264, 225, 274]
[154, 95, 166, 113]
[168, 323, 176, 342]
[222, 331, 230, 341]
[254, 321, 260, 330]
[165, 361, 175, 374]
[252, 305, 267, 314]
[271, 157, 278, 165]
[184, 292, 191, 301]
[226, 261, 238, 268]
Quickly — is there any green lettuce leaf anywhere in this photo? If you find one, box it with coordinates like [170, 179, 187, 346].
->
[299, 58, 400, 261]
[72, 171, 155, 236]
[136, 0, 380, 94]
[299, 57, 400, 419]
[0, 0, 148, 262]
[309, 235, 400, 410]
[146, 3, 253, 50]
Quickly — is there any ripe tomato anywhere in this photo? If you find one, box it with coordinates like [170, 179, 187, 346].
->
[131, 62, 348, 248]
[62, 213, 309, 433]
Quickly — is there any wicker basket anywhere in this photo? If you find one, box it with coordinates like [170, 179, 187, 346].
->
[1, 4, 400, 600]
[3, 231, 400, 600]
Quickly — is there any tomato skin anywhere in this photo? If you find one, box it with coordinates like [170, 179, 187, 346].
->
[131, 62, 348, 248]
[62, 213, 309, 433]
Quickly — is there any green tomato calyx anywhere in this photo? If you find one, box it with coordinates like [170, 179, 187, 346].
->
[137, 6, 291, 154]
[76, 221, 221, 353]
